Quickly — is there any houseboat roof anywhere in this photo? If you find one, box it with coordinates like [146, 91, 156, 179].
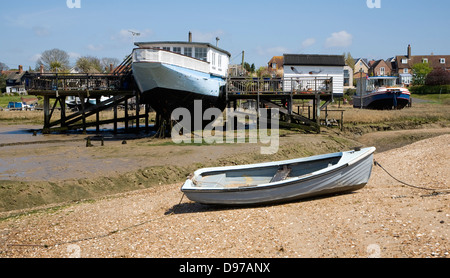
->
[368, 76, 398, 80]
[284, 54, 345, 67]
[134, 41, 231, 57]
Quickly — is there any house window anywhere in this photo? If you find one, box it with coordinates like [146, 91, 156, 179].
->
[173, 47, 181, 54]
[440, 58, 446, 64]
[423, 58, 428, 63]
[403, 68, 409, 74]
[212, 53, 216, 66]
[184, 47, 192, 57]
[380, 67, 385, 76]
[195, 48, 208, 61]
[402, 58, 408, 64]
[272, 63, 277, 69]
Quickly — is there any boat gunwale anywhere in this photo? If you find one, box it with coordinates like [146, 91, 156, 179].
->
[182, 147, 376, 193]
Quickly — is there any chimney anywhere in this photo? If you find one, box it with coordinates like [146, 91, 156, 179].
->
[407, 44, 411, 58]
[40, 65, 44, 74]
[188, 31, 192, 43]
[18, 65, 23, 74]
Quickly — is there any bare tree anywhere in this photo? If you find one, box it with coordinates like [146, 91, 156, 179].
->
[101, 57, 120, 73]
[0, 62, 9, 72]
[36, 49, 70, 72]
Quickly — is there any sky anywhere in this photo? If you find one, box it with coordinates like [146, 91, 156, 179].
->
[1, 0, 449, 70]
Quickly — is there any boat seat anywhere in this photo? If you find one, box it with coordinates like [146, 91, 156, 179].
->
[270, 165, 292, 183]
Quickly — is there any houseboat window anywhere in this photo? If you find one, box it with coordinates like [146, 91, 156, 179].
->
[184, 47, 192, 57]
[173, 47, 181, 54]
[195, 48, 208, 61]
[162, 47, 170, 51]
[218, 55, 222, 68]
[212, 53, 216, 66]
[441, 58, 446, 64]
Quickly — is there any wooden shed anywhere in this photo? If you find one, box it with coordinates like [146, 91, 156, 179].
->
[283, 54, 345, 97]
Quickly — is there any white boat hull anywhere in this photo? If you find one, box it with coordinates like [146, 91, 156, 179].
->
[181, 147, 376, 205]
[132, 62, 226, 98]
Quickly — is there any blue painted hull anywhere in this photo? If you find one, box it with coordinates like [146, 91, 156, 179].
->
[353, 91, 410, 110]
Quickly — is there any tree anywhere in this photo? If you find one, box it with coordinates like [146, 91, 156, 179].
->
[76, 56, 102, 73]
[412, 62, 433, 85]
[425, 68, 450, 86]
[101, 57, 120, 73]
[0, 74, 6, 93]
[0, 62, 9, 72]
[345, 52, 355, 70]
[36, 49, 70, 72]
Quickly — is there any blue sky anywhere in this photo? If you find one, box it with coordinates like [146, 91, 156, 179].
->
[1, 0, 449, 70]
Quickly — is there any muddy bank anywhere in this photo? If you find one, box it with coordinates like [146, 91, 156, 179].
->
[0, 135, 448, 258]
[0, 129, 358, 213]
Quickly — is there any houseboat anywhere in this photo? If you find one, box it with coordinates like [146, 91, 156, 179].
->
[131, 35, 231, 119]
[353, 76, 411, 110]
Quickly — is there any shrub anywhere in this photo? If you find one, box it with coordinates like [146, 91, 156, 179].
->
[409, 85, 450, 94]
[425, 68, 450, 86]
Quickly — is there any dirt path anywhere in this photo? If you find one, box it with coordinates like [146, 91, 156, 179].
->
[0, 135, 448, 258]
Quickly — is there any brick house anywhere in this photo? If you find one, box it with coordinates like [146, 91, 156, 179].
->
[368, 59, 392, 77]
[393, 44, 450, 85]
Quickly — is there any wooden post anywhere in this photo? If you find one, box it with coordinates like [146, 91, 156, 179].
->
[315, 93, 321, 131]
[80, 95, 87, 134]
[60, 96, 66, 129]
[43, 95, 50, 133]
[145, 104, 149, 133]
[113, 99, 118, 134]
[96, 97, 100, 133]
[124, 97, 129, 132]
[135, 91, 140, 133]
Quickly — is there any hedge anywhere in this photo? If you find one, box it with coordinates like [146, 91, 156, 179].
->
[409, 85, 450, 95]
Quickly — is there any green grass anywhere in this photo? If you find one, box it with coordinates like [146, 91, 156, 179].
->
[412, 93, 450, 105]
[0, 95, 23, 108]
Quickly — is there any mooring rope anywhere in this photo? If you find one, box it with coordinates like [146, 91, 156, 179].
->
[374, 160, 450, 194]
[5, 193, 187, 250]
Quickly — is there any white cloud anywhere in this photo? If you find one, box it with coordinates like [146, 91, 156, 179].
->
[325, 31, 353, 48]
[301, 38, 316, 49]
[87, 44, 104, 51]
[68, 52, 81, 60]
[29, 54, 42, 63]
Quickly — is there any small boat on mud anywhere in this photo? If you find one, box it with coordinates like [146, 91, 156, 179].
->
[181, 147, 376, 206]
[353, 76, 411, 110]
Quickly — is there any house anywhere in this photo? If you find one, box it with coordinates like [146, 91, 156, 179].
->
[267, 56, 284, 77]
[283, 54, 345, 97]
[394, 44, 450, 85]
[368, 59, 392, 77]
[353, 58, 369, 80]
[343, 65, 354, 89]
[4, 65, 27, 95]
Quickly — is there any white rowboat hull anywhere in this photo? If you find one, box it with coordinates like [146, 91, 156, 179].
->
[181, 147, 376, 206]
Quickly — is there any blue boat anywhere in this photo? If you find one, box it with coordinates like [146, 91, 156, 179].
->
[353, 77, 411, 110]
[131, 37, 231, 119]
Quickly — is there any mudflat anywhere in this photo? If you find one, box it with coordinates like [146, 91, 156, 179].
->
[0, 122, 448, 257]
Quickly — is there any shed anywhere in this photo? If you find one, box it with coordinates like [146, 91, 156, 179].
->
[283, 54, 345, 97]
